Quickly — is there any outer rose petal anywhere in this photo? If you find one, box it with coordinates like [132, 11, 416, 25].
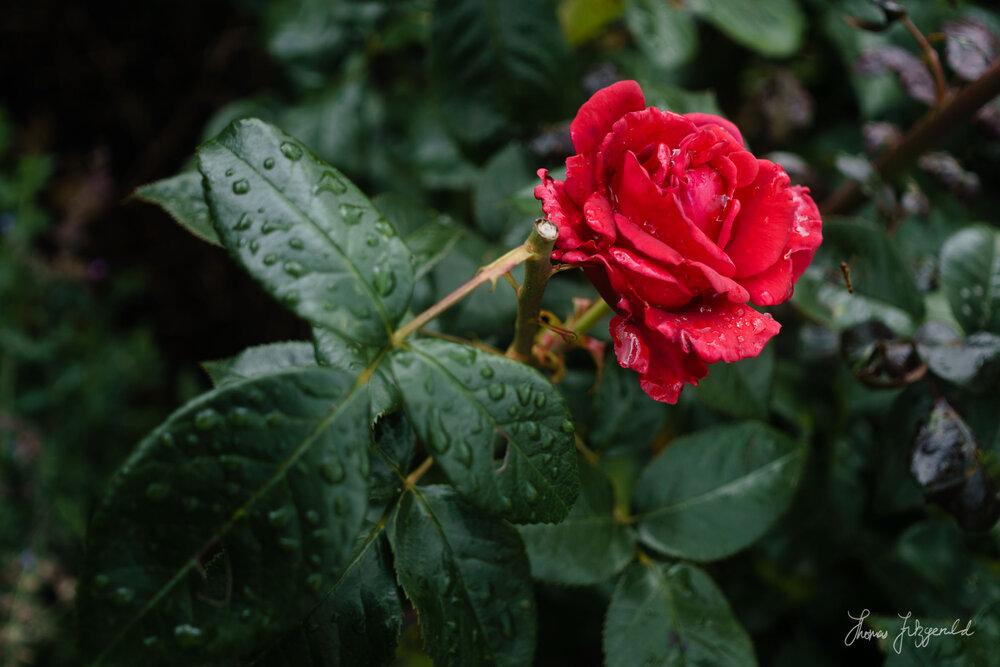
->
[535, 168, 589, 250]
[611, 315, 708, 404]
[570, 80, 646, 155]
[725, 160, 795, 277]
[644, 299, 781, 364]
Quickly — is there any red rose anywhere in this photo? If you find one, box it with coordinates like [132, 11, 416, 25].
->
[535, 80, 822, 403]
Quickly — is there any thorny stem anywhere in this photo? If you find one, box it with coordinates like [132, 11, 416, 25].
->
[391, 242, 535, 345]
[901, 15, 948, 105]
[822, 58, 1000, 216]
[569, 297, 613, 338]
[506, 219, 559, 364]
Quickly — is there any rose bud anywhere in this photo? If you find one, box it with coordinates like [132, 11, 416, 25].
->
[535, 80, 822, 403]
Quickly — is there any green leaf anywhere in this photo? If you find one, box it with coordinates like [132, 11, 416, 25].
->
[78, 367, 371, 665]
[429, 0, 570, 145]
[625, 0, 698, 70]
[135, 171, 220, 246]
[312, 326, 400, 421]
[406, 217, 466, 281]
[257, 532, 402, 667]
[635, 421, 806, 561]
[558, 0, 625, 45]
[390, 338, 579, 523]
[389, 485, 537, 667]
[474, 144, 534, 241]
[604, 562, 757, 667]
[202, 341, 317, 386]
[519, 458, 634, 585]
[369, 409, 416, 506]
[940, 225, 1000, 334]
[695, 344, 774, 420]
[587, 358, 669, 453]
[689, 0, 805, 57]
[197, 118, 414, 348]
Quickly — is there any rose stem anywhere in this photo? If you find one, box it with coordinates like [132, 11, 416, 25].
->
[506, 218, 559, 364]
[901, 15, 947, 105]
[821, 58, 1000, 216]
[569, 297, 613, 338]
[391, 241, 536, 346]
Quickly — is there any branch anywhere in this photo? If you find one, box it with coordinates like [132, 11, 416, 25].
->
[506, 219, 559, 364]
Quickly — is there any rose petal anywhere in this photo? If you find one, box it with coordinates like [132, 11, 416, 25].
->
[644, 299, 781, 364]
[685, 112, 745, 146]
[724, 160, 795, 278]
[739, 258, 794, 305]
[610, 315, 708, 404]
[535, 168, 589, 250]
[614, 212, 686, 266]
[598, 108, 698, 184]
[571, 80, 646, 155]
[673, 261, 750, 303]
[617, 151, 735, 275]
[583, 192, 616, 240]
[607, 247, 693, 309]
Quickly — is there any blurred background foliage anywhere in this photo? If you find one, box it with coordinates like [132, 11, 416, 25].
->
[4, 0, 1000, 664]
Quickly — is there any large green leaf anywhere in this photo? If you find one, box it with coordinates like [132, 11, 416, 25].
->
[625, 0, 698, 70]
[940, 225, 1000, 334]
[135, 170, 220, 246]
[256, 532, 402, 667]
[587, 357, 669, 453]
[605, 562, 756, 667]
[197, 118, 413, 348]
[390, 338, 579, 524]
[312, 326, 400, 421]
[78, 367, 370, 665]
[519, 458, 634, 585]
[389, 485, 537, 667]
[202, 341, 317, 387]
[689, 0, 805, 57]
[634, 421, 806, 561]
[429, 0, 570, 145]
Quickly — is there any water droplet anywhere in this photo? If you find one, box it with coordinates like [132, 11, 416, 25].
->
[232, 179, 250, 195]
[534, 393, 547, 408]
[160, 432, 175, 447]
[173, 624, 203, 649]
[288, 237, 305, 250]
[278, 537, 299, 551]
[111, 587, 135, 606]
[280, 142, 303, 161]
[145, 482, 169, 501]
[374, 220, 396, 237]
[447, 346, 476, 366]
[428, 409, 452, 454]
[234, 213, 252, 231]
[268, 507, 293, 528]
[488, 384, 505, 400]
[249, 239, 260, 255]
[480, 365, 494, 379]
[182, 496, 199, 512]
[455, 440, 474, 468]
[374, 270, 396, 296]
[240, 608, 253, 621]
[525, 421, 540, 440]
[348, 304, 371, 319]
[524, 482, 539, 504]
[194, 408, 218, 430]
[561, 419, 575, 434]
[306, 573, 323, 592]
[225, 168, 235, 177]
[312, 529, 332, 544]
[309, 553, 321, 566]
[265, 413, 282, 427]
[960, 287, 971, 298]
[338, 203, 363, 225]
[283, 261, 305, 277]
[319, 457, 346, 484]
[515, 386, 531, 406]
[366, 233, 379, 247]
[962, 304, 973, 316]
[263, 157, 275, 169]
[228, 407, 250, 427]
[283, 292, 301, 307]
[263, 254, 278, 266]
[305, 510, 320, 525]
[973, 284, 984, 297]
[314, 171, 346, 195]
[507, 405, 518, 417]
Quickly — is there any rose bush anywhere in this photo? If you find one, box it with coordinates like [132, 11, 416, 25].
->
[535, 80, 823, 403]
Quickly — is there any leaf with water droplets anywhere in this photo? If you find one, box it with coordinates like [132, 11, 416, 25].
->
[78, 367, 371, 665]
[201, 341, 317, 387]
[134, 170, 221, 246]
[519, 458, 634, 585]
[604, 562, 757, 667]
[940, 225, 1000, 335]
[312, 326, 400, 422]
[389, 485, 537, 667]
[256, 532, 403, 667]
[390, 338, 579, 523]
[634, 421, 806, 561]
[197, 119, 414, 347]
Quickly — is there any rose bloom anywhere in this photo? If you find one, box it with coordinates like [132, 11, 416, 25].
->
[535, 80, 822, 403]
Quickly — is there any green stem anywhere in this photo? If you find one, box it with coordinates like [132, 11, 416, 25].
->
[569, 297, 613, 338]
[506, 219, 559, 364]
[822, 58, 1000, 216]
[391, 242, 536, 346]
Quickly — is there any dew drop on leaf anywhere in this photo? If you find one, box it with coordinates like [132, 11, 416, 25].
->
[232, 179, 250, 195]
[306, 573, 323, 592]
[313, 171, 346, 195]
[194, 409, 218, 430]
[561, 419, 575, 434]
[288, 237, 304, 250]
[480, 365, 495, 379]
[516, 386, 531, 406]
[305, 510, 320, 525]
[338, 203, 364, 225]
[233, 213, 252, 231]
[280, 142, 303, 161]
[228, 407, 250, 427]
[455, 440, 474, 468]
[283, 261, 305, 278]
[268, 507, 293, 528]
[319, 457, 346, 484]
[524, 481, 539, 504]
[173, 624, 204, 649]
[111, 587, 135, 606]
[374, 270, 396, 296]
[488, 384, 506, 400]
[263, 157, 275, 169]
[263, 254, 278, 266]
[533, 392, 547, 408]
